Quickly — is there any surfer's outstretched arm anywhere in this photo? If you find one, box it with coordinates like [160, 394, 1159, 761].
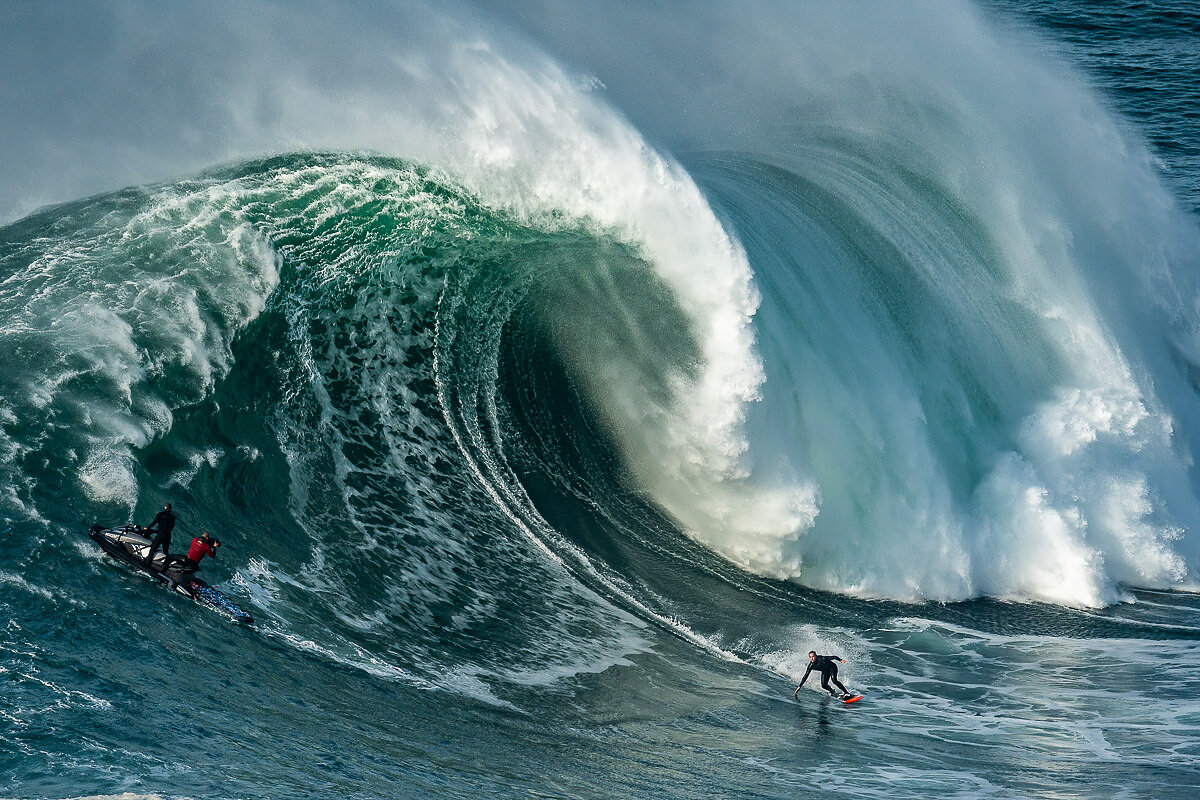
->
[795, 664, 814, 696]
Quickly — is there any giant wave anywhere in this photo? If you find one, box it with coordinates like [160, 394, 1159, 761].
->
[2, 0, 1200, 637]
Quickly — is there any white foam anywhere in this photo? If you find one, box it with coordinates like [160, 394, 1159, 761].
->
[0, 571, 57, 601]
[77, 450, 139, 508]
[0, 175, 282, 525]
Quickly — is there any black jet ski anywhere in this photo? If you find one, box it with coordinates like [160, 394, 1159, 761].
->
[88, 524, 253, 624]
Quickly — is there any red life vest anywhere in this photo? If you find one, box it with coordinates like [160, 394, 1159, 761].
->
[187, 537, 216, 563]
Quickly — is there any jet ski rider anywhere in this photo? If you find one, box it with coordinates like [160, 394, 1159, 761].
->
[142, 503, 176, 566]
[184, 531, 220, 570]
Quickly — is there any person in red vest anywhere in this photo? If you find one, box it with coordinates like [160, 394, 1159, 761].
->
[184, 531, 221, 570]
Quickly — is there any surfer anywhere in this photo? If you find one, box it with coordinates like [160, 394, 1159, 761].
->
[796, 651, 851, 699]
[142, 503, 176, 565]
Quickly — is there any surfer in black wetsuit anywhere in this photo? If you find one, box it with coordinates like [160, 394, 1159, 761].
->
[796, 651, 851, 698]
[142, 503, 176, 566]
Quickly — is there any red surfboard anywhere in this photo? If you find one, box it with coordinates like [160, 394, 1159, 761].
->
[842, 694, 864, 704]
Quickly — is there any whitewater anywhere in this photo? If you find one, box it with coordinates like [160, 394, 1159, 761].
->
[2, 1, 1199, 798]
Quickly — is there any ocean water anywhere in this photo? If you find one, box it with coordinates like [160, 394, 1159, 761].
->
[2, 1, 1199, 798]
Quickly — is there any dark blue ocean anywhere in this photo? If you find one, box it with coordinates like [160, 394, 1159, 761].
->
[2, 2, 1199, 798]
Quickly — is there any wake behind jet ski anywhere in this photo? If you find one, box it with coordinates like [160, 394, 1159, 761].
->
[88, 523, 253, 624]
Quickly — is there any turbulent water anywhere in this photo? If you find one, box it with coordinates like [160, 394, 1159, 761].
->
[2, 1, 1200, 798]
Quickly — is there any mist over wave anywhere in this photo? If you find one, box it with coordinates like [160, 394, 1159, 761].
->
[2, 0, 1200, 617]
[481, 0, 1200, 605]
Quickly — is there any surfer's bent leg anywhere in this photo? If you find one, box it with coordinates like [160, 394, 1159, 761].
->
[829, 665, 848, 695]
[821, 666, 848, 696]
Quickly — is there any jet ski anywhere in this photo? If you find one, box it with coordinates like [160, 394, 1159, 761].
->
[88, 524, 253, 624]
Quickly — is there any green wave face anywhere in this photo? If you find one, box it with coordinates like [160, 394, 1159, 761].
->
[0, 153, 705, 685]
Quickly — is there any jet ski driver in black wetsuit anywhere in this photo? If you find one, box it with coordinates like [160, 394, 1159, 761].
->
[796, 651, 851, 699]
[142, 503, 176, 566]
